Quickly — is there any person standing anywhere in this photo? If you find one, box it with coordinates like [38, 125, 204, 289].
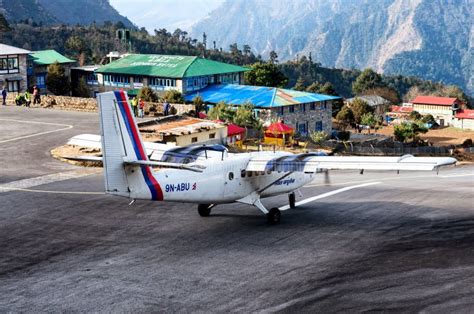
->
[131, 97, 138, 117]
[1, 88, 6, 106]
[138, 98, 145, 118]
[163, 100, 170, 116]
[33, 86, 41, 105]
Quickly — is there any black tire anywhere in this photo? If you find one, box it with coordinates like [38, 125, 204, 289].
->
[289, 192, 296, 209]
[198, 204, 211, 217]
[267, 207, 281, 225]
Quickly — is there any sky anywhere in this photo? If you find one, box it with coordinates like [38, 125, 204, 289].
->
[109, 0, 224, 32]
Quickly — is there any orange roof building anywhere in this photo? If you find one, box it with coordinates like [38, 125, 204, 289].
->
[410, 96, 462, 127]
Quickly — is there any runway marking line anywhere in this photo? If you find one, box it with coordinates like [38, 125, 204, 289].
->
[0, 118, 73, 144]
[0, 169, 100, 195]
[280, 182, 381, 211]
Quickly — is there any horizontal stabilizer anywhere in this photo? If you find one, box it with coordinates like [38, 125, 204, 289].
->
[123, 160, 205, 172]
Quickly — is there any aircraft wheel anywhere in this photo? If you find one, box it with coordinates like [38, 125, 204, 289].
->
[267, 207, 281, 225]
[289, 192, 296, 209]
[198, 204, 211, 217]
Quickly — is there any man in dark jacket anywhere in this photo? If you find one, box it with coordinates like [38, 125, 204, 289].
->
[1, 88, 6, 106]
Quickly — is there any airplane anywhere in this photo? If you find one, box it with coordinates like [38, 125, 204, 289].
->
[80, 91, 457, 224]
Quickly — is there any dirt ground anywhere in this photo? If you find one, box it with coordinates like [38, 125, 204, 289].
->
[374, 126, 474, 146]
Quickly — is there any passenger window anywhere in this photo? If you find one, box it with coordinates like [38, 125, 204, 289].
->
[228, 172, 234, 180]
[241, 170, 246, 178]
[267, 170, 272, 175]
[247, 171, 253, 177]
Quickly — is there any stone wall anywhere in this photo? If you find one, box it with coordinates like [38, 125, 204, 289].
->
[4, 94, 195, 116]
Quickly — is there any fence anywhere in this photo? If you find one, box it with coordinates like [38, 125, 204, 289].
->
[321, 141, 474, 156]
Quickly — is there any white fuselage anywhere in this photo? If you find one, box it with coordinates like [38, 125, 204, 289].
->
[129, 151, 314, 204]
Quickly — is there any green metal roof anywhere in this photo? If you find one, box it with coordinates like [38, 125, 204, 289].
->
[30, 50, 75, 65]
[95, 54, 249, 78]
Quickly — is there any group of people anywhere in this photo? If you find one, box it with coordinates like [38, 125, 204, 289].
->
[1, 86, 41, 107]
[130, 97, 145, 118]
[129, 97, 171, 118]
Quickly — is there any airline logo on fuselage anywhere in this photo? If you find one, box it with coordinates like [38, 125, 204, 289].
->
[275, 178, 296, 186]
[165, 182, 197, 192]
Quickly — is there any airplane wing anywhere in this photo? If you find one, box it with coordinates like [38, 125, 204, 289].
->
[246, 153, 457, 172]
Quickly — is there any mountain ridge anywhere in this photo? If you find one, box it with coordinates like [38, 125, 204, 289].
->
[191, 0, 473, 95]
[0, 0, 133, 27]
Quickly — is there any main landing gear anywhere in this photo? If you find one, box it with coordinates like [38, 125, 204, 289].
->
[267, 207, 281, 225]
[289, 192, 296, 209]
[197, 204, 212, 217]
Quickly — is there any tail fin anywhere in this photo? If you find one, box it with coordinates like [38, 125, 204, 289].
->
[97, 91, 163, 200]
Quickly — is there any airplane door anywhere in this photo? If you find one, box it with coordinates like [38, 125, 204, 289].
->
[223, 166, 241, 199]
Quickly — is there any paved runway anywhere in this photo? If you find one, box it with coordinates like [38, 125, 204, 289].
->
[1, 106, 474, 312]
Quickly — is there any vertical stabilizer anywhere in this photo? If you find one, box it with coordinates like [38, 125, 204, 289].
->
[97, 91, 163, 200]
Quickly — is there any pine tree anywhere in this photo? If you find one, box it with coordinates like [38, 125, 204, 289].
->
[46, 62, 70, 95]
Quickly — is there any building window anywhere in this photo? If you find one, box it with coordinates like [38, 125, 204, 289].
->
[209, 133, 216, 139]
[36, 74, 46, 88]
[297, 122, 308, 135]
[7, 80, 19, 92]
[315, 121, 323, 131]
[300, 104, 306, 112]
[0, 56, 19, 74]
[278, 106, 284, 116]
[310, 102, 315, 110]
[87, 73, 98, 85]
[322, 101, 327, 109]
[191, 137, 198, 143]
[289, 105, 295, 113]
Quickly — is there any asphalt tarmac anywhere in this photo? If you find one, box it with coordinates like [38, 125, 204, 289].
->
[1, 105, 474, 312]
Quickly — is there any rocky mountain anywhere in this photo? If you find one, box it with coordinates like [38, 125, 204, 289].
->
[0, 0, 133, 27]
[191, 0, 473, 95]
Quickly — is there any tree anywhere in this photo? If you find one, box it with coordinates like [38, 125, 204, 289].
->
[138, 86, 158, 102]
[310, 131, 328, 145]
[409, 110, 422, 121]
[319, 82, 338, 96]
[360, 112, 376, 133]
[244, 62, 288, 88]
[233, 102, 260, 129]
[393, 121, 428, 143]
[349, 98, 373, 124]
[269, 50, 278, 64]
[394, 122, 413, 143]
[335, 105, 355, 130]
[362, 86, 400, 104]
[0, 13, 11, 32]
[73, 77, 90, 98]
[421, 114, 436, 125]
[293, 77, 306, 91]
[207, 101, 235, 122]
[352, 68, 386, 95]
[306, 82, 323, 93]
[192, 95, 205, 116]
[46, 62, 70, 95]
[162, 90, 184, 103]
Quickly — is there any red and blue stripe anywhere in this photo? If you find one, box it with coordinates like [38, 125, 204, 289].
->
[114, 91, 164, 200]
